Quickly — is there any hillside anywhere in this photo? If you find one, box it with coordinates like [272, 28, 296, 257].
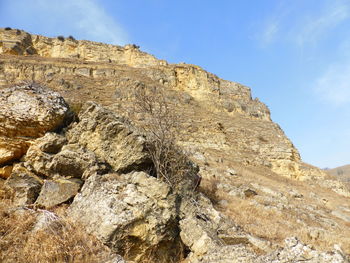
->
[327, 165, 350, 183]
[0, 28, 349, 262]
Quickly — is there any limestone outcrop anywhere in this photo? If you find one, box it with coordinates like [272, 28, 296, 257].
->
[0, 83, 70, 165]
[0, 28, 164, 67]
[1, 29, 350, 262]
[0, 29, 302, 178]
[68, 172, 181, 262]
[66, 102, 151, 173]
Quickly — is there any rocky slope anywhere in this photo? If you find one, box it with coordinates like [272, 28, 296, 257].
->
[327, 165, 350, 183]
[0, 28, 349, 262]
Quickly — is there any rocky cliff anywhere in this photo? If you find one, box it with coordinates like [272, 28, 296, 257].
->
[0, 28, 349, 263]
[0, 28, 303, 178]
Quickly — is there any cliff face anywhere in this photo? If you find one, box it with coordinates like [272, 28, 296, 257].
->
[1, 28, 350, 262]
[0, 28, 307, 179]
[0, 29, 163, 67]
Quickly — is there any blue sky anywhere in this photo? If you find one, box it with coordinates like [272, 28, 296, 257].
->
[1, 0, 349, 168]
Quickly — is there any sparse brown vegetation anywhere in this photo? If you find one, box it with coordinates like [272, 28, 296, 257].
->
[130, 84, 197, 190]
[0, 181, 112, 263]
[201, 164, 350, 254]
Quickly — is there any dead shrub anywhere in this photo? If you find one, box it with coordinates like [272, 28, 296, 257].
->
[130, 84, 197, 190]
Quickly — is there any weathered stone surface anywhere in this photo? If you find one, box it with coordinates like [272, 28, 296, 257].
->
[68, 171, 179, 263]
[0, 29, 35, 55]
[49, 144, 100, 178]
[35, 132, 67, 154]
[67, 102, 151, 173]
[0, 28, 163, 67]
[35, 178, 82, 208]
[0, 165, 13, 179]
[178, 193, 262, 262]
[0, 83, 70, 138]
[0, 83, 70, 165]
[24, 133, 106, 179]
[261, 237, 348, 263]
[24, 133, 66, 176]
[0, 137, 30, 165]
[5, 164, 42, 205]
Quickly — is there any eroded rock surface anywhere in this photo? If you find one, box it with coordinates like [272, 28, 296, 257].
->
[68, 172, 181, 263]
[5, 164, 43, 205]
[0, 83, 70, 165]
[67, 102, 151, 173]
[35, 178, 82, 208]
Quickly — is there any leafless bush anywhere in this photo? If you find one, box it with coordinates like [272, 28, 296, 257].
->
[130, 84, 198, 190]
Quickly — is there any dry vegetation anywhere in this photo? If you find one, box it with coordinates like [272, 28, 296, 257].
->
[128, 84, 198, 190]
[0, 181, 113, 263]
[200, 164, 350, 254]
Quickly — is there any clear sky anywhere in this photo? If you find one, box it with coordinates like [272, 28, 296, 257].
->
[1, 0, 349, 169]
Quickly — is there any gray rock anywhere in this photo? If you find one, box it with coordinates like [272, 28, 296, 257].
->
[0, 83, 70, 138]
[24, 133, 66, 176]
[25, 136, 105, 179]
[36, 132, 67, 154]
[68, 171, 179, 263]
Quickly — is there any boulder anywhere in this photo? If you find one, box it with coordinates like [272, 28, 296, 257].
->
[34, 132, 67, 154]
[49, 144, 101, 178]
[0, 83, 70, 165]
[24, 134, 106, 179]
[66, 102, 151, 173]
[24, 133, 67, 176]
[5, 164, 43, 205]
[68, 171, 180, 263]
[35, 178, 82, 208]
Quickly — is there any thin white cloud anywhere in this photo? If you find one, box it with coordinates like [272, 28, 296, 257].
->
[295, 0, 350, 46]
[2, 0, 129, 45]
[260, 20, 280, 46]
[314, 59, 350, 106]
[257, 0, 350, 48]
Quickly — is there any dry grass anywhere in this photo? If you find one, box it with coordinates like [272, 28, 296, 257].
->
[0, 181, 113, 263]
[200, 164, 350, 254]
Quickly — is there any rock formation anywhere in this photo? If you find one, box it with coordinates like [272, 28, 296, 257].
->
[0, 83, 70, 167]
[0, 28, 349, 262]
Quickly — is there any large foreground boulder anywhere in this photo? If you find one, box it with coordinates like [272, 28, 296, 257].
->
[68, 171, 182, 263]
[0, 83, 70, 165]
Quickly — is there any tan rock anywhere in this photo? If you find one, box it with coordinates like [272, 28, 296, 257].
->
[0, 137, 30, 165]
[35, 178, 82, 208]
[66, 102, 151, 173]
[0, 83, 70, 165]
[0, 165, 13, 179]
[5, 164, 43, 205]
